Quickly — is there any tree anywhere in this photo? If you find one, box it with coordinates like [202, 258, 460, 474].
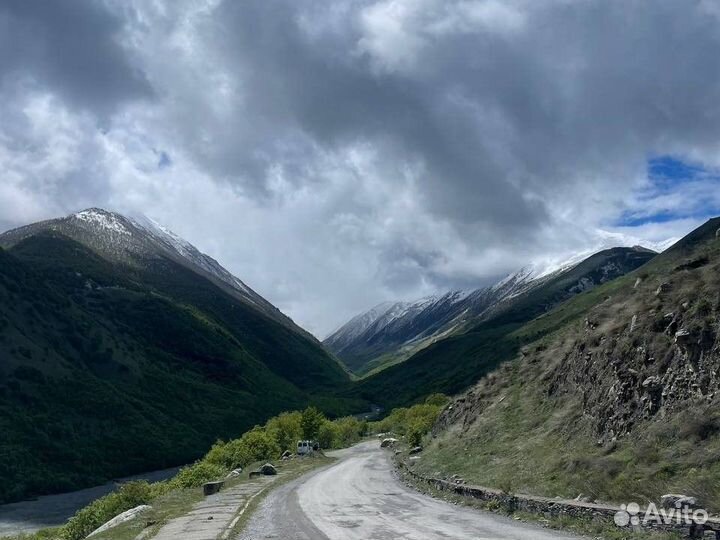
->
[266, 411, 302, 452]
[301, 406, 325, 440]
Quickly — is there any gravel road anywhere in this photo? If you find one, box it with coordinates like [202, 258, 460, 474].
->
[237, 441, 583, 540]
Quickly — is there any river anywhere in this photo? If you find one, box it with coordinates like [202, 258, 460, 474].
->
[0, 467, 179, 537]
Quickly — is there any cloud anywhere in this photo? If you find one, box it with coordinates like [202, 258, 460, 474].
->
[1, 0, 720, 335]
[0, 0, 153, 117]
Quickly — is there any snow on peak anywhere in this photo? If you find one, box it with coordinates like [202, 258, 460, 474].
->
[129, 213, 254, 297]
[73, 209, 131, 236]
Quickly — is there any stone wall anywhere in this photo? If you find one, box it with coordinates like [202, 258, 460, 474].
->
[397, 461, 720, 539]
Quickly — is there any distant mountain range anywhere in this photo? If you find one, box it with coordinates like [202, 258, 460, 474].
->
[326, 247, 656, 376]
[0, 209, 361, 504]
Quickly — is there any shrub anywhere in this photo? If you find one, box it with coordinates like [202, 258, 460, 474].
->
[407, 423, 424, 447]
[61, 481, 155, 540]
[170, 461, 226, 488]
[204, 428, 280, 469]
[265, 411, 302, 452]
[318, 421, 339, 449]
[333, 416, 365, 447]
[425, 393, 450, 407]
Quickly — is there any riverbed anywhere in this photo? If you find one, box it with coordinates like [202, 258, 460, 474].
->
[0, 467, 179, 537]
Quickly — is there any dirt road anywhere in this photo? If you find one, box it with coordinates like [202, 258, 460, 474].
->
[238, 441, 582, 540]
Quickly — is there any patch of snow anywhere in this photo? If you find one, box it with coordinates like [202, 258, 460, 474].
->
[73, 209, 130, 236]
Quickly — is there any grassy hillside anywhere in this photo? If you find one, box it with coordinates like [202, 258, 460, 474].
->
[419, 218, 720, 511]
[351, 247, 655, 408]
[0, 233, 364, 504]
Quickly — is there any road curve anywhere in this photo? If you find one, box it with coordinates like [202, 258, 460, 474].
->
[237, 441, 582, 540]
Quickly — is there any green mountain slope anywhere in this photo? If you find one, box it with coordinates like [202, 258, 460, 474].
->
[351, 247, 656, 408]
[0, 232, 363, 504]
[419, 218, 720, 511]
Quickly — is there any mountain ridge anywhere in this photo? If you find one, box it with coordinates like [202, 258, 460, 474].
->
[349, 246, 657, 406]
[0, 208, 312, 341]
[326, 247, 656, 376]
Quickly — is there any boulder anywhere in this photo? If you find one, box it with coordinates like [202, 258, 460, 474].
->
[281, 450, 292, 460]
[225, 468, 242, 479]
[87, 505, 152, 537]
[655, 283, 672, 296]
[409, 446, 423, 455]
[629, 314, 638, 333]
[203, 480, 224, 496]
[380, 438, 398, 448]
[674, 329, 692, 344]
[261, 463, 277, 476]
[660, 494, 699, 509]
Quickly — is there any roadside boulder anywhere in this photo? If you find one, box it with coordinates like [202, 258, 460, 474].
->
[380, 438, 398, 448]
[225, 468, 242, 479]
[87, 505, 151, 537]
[660, 494, 700, 510]
[261, 463, 278, 476]
[409, 446, 423, 455]
[281, 450, 292, 460]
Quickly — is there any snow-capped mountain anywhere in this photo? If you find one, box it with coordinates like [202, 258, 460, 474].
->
[0, 208, 302, 335]
[324, 265, 542, 374]
[325, 246, 657, 375]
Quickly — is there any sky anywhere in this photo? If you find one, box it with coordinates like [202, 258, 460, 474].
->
[1, 0, 720, 337]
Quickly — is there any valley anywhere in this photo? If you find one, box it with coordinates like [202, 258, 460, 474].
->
[1, 210, 719, 540]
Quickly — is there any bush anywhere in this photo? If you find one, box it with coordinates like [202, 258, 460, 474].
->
[407, 423, 424, 447]
[318, 421, 340, 449]
[204, 428, 280, 469]
[425, 393, 450, 407]
[170, 461, 226, 488]
[61, 481, 155, 540]
[369, 395, 447, 444]
[334, 417, 365, 447]
[265, 411, 303, 452]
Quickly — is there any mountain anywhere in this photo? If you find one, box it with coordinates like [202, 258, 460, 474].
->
[350, 246, 656, 407]
[328, 248, 654, 377]
[416, 217, 720, 512]
[0, 209, 362, 504]
[0, 208, 304, 336]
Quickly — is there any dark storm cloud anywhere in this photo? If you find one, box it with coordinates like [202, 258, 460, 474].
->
[171, 0, 720, 241]
[185, 0, 549, 232]
[0, 0, 152, 116]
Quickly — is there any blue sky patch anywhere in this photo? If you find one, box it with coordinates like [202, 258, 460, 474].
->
[614, 155, 720, 227]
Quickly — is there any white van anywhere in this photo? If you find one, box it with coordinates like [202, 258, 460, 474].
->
[297, 440, 314, 455]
